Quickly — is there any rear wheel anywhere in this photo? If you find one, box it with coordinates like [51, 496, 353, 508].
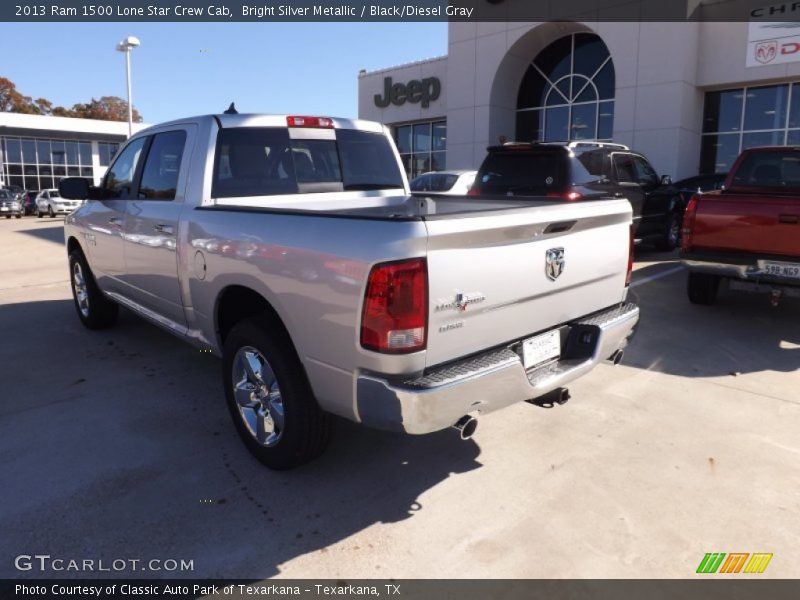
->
[37, 208, 42, 218]
[49, 206, 55, 218]
[15, 214, 21, 219]
[222, 317, 332, 470]
[687, 272, 720, 305]
[68, 250, 118, 329]
[655, 211, 682, 251]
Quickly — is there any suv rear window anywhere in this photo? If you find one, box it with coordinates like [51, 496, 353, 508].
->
[476, 150, 568, 195]
[212, 127, 404, 198]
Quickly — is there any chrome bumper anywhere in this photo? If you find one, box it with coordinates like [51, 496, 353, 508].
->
[356, 302, 640, 434]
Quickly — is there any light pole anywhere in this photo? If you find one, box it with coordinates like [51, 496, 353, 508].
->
[115, 36, 140, 137]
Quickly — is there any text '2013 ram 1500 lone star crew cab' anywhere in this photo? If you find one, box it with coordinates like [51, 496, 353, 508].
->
[60, 113, 639, 469]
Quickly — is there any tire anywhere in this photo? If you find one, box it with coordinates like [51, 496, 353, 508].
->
[68, 249, 119, 329]
[687, 272, 720, 305]
[49, 206, 55, 218]
[4, 215, 9, 219]
[15, 214, 21, 219]
[655, 211, 682, 251]
[37, 209, 42, 218]
[222, 316, 332, 470]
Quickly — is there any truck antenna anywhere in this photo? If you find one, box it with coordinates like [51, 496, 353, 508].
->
[224, 102, 238, 115]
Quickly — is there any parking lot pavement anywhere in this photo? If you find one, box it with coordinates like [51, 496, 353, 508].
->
[1, 217, 798, 579]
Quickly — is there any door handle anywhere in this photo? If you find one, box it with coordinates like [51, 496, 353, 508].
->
[778, 214, 799, 224]
[154, 223, 174, 235]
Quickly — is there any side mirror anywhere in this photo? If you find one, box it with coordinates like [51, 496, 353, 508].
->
[661, 175, 673, 186]
[59, 177, 90, 200]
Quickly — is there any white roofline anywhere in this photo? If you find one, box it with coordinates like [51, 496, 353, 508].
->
[359, 55, 448, 77]
[0, 112, 148, 136]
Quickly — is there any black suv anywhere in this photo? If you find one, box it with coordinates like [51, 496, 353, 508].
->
[470, 141, 684, 251]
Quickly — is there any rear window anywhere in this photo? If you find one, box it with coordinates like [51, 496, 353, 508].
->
[476, 150, 568, 195]
[730, 150, 800, 190]
[212, 127, 404, 198]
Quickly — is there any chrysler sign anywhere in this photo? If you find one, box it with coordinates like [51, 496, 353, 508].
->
[748, 7, 800, 66]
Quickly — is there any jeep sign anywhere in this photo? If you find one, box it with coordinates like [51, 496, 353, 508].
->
[374, 76, 441, 108]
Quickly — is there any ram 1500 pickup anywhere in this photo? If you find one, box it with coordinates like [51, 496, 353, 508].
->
[681, 146, 800, 306]
[60, 113, 639, 469]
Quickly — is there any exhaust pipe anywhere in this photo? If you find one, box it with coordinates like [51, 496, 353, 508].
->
[610, 349, 624, 365]
[452, 415, 478, 440]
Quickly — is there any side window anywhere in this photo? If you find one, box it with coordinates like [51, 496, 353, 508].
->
[411, 174, 431, 192]
[138, 131, 187, 200]
[614, 154, 637, 183]
[632, 156, 659, 186]
[212, 128, 296, 198]
[104, 137, 147, 199]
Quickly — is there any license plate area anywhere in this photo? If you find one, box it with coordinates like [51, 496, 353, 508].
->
[522, 330, 561, 370]
[760, 260, 800, 280]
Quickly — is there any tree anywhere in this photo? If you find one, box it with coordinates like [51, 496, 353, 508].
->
[0, 77, 31, 113]
[70, 96, 142, 122]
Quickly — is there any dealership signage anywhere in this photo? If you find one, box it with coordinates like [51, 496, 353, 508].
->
[374, 76, 441, 108]
[747, 4, 800, 66]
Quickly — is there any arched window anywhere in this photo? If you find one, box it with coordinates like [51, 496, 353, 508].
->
[516, 33, 615, 143]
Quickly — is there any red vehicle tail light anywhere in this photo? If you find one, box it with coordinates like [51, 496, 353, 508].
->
[547, 189, 583, 201]
[680, 195, 699, 253]
[286, 116, 334, 128]
[361, 258, 428, 353]
[626, 224, 635, 286]
[467, 187, 481, 197]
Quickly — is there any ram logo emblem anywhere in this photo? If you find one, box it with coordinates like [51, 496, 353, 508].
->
[545, 247, 565, 281]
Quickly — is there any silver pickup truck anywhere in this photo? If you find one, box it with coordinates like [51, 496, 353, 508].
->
[60, 113, 639, 469]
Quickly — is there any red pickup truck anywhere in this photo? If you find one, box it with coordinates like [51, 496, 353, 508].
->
[681, 146, 800, 306]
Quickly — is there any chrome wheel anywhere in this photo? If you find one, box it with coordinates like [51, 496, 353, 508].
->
[72, 261, 90, 318]
[231, 346, 285, 447]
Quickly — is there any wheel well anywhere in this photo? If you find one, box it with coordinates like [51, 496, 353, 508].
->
[67, 236, 82, 257]
[216, 286, 288, 344]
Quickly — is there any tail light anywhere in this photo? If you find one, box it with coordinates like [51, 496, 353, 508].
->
[286, 116, 334, 128]
[467, 187, 481, 197]
[626, 224, 634, 286]
[361, 258, 428, 353]
[547, 189, 583, 201]
[680, 195, 699, 254]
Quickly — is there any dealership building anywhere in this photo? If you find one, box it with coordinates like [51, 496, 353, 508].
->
[0, 112, 146, 191]
[358, 15, 800, 181]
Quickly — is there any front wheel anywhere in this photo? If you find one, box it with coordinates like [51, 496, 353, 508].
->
[49, 206, 55, 218]
[68, 250, 119, 329]
[222, 317, 332, 470]
[687, 272, 720, 305]
[15, 214, 21, 219]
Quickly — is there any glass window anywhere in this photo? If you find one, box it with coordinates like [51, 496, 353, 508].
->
[39, 165, 52, 176]
[410, 174, 431, 191]
[335, 129, 404, 190]
[703, 89, 743, 133]
[742, 130, 785, 149]
[517, 33, 614, 142]
[80, 167, 93, 178]
[103, 137, 146, 199]
[432, 122, 446, 151]
[7, 164, 22, 175]
[22, 140, 36, 163]
[39, 176, 54, 190]
[743, 85, 788, 131]
[65, 141, 79, 165]
[78, 142, 92, 166]
[138, 131, 186, 200]
[631, 155, 659, 186]
[36, 140, 51, 164]
[395, 125, 412, 154]
[475, 149, 568, 195]
[53, 166, 66, 177]
[699, 134, 740, 174]
[5, 138, 21, 163]
[23, 175, 38, 190]
[51, 140, 66, 165]
[413, 123, 431, 153]
[614, 154, 637, 183]
[67, 166, 79, 176]
[730, 149, 800, 188]
[430, 151, 445, 172]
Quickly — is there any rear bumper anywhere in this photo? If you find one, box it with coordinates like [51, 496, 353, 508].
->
[682, 251, 800, 288]
[356, 302, 640, 434]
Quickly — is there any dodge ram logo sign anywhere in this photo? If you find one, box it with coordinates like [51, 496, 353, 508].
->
[545, 248, 565, 281]
[755, 40, 778, 64]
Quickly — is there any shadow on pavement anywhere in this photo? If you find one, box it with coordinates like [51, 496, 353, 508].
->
[0, 299, 482, 579]
[15, 223, 65, 245]
[626, 262, 800, 378]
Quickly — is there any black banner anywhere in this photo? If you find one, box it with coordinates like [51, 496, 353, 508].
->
[0, 0, 795, 23]
[3, 580, 800, 600]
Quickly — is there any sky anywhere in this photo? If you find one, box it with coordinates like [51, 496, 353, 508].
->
[0, 22, 447, 123]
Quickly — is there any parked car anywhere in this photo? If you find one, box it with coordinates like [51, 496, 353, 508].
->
[58, 112, 639, 469]
[410, 170, 477, 196]
[0, 189, 23, 219]
[469, 141, 685, 250]
[36, 189, 82, 218]
[22, 191, 39, 215]
[681, 146, 800, 306]
[673, 173, 727, 206]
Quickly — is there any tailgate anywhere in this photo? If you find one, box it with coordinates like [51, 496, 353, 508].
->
[424, 199, 632, 368]
[693, 193, 800, 256]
